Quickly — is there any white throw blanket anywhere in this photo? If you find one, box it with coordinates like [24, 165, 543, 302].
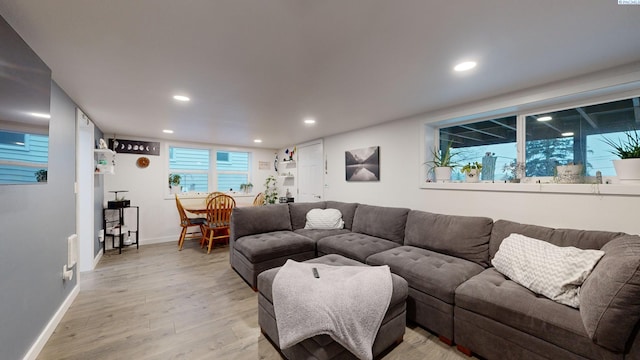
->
[272, 260, 393, 360]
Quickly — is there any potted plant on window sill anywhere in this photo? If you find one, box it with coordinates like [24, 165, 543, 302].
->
[425, 142, 457, 183]
[603, 129, 640, 184]
[240, 183, 254, 194]
[502, 160, 525, 183]
[168, 174, 182, 194]
[555, 162, 584, 184]
[461, 162, 483, 183]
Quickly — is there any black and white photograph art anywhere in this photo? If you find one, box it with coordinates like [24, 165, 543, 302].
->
[345, 146, 380, 181]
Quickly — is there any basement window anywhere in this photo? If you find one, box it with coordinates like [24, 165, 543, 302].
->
[431, 95, 640, 185]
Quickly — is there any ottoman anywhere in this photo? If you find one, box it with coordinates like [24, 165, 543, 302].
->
[257, 254, 408, 360]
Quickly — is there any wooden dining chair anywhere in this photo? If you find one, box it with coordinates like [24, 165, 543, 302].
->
[202, 194, 236, 254]
[205, 191, 225, 204]
[252, 192, 265, 206]
[175, 195, 207, 250]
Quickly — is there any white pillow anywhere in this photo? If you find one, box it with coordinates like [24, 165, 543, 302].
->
[492, 233, 605, 308]
[304, 208, 344, 230]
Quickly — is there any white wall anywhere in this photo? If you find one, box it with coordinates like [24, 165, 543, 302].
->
[324, 64, 640, 235]
[104, 138, 276, 244]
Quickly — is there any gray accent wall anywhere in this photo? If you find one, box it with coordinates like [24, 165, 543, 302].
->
[0, 81, 77, 359]
[94, 127, 104, 255]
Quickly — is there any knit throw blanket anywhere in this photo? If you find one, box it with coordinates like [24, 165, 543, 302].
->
[272, 259, 393, 360]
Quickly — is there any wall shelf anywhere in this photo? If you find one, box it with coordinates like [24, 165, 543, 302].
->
[94, 149, 115, 175]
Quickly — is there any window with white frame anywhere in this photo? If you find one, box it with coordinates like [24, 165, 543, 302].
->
[525, 97, 638, 177]
[168, 146, 210, 192]
[436, 96, 640, 181]
[216, 151, 250, 192]
[439, 116, 517, 182]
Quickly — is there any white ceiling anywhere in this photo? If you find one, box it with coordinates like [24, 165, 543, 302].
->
[1, 1, 639, 149]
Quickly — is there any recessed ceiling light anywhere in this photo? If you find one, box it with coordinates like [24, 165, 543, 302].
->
[561, 132, 574, 137]
[173, 95, 190, 102]
[537, 116, 553, 122]
[453, 61, 477, 72]
[304, 118, 316, 125]
[29, 112, 51, 119]
[163, 129, 174, 134]
[254, 139, 263, 143]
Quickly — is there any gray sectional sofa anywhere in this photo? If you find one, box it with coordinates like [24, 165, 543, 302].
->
[229, 201, 640, 360]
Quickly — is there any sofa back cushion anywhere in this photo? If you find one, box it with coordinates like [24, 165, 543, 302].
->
[326, 201, 358, 230]
[231, 204, 292, 240]
[351, 204, 409, 244]
[404, 210, 493, 267]
[580, 234, 640, 352]
[489, 219, 624, 260]
[288, 202, 326, 230]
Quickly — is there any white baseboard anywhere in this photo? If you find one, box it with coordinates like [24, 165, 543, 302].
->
[23, 284, 79, 360]
[92, 249, 103, 269]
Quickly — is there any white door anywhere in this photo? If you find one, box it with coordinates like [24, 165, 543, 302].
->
[76, 109, 94, 272]
[297, 140, 324, 202]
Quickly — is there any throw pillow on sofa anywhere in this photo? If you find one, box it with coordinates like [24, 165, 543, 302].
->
[492, 233, 605, 308]
[305, 208, 344, 230]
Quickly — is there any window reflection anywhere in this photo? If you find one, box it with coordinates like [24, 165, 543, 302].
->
[0, 130, 49, 184]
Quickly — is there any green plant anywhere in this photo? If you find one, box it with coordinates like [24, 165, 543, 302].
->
[502, 160, 525, 182]
[168, 174, 181, 186]
[460, 161, 483, 174]
[34, 169, 47, 182]
[425, 142, 458, 169]
[240, 183, 254, 193]
[602, 129, 640, 159]
[263, 175, 278, 204]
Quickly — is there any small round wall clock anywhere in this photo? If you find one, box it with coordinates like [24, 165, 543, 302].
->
[136, 156, 150, 168]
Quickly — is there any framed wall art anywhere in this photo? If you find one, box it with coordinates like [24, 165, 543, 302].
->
[345, 146, 380, 181]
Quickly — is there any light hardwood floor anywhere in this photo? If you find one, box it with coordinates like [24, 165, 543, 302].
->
[38, 241, 475, 360]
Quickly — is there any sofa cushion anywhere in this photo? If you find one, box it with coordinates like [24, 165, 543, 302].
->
[580, 234, 640, 352]
[489, 219, 624, 260]
[317, 233, 400, 263]
[294, 228, 351, 242]
[404, 210, 493, 267]
[455, 268, 616, 360]
[234, 231, 315, 263]
[305, 208, 344, 229]
[492, 233, 604, 308]
[351, 204, 410, 244]
[231, 204, 292, 239]
[326, 201, 358, 230]
[367, 246, 484, 304]
[289, 202, 326, 230]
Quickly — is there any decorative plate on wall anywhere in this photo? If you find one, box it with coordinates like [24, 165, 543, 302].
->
[136, 156, 150, 168]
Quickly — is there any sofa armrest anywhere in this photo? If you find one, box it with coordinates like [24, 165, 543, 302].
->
[580, 234, 640, 352]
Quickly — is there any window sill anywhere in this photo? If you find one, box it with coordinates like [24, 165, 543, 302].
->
[164, 192, 257, 200]
[420, 181, 640, 196]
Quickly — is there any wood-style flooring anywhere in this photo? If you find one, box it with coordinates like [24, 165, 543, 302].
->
[37, 241, 476, 360]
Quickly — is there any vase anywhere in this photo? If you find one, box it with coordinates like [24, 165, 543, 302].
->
[556, 164, 584, 184]
[465, 169, 480, 183]
[434, 167, 452, 183]
[613, 158, 640, 184]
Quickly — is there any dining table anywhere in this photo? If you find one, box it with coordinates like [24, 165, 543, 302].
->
[182, 201, 249, 215]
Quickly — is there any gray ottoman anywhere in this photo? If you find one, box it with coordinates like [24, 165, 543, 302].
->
[257, 254, 408, 360]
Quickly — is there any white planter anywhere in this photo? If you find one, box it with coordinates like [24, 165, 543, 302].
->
[464, 169, 480, 183]
[556, 164, 583, 184]
[613, 158, 640, 184]
[170, 185, 182, 194]
[434, 167, 452, 183]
